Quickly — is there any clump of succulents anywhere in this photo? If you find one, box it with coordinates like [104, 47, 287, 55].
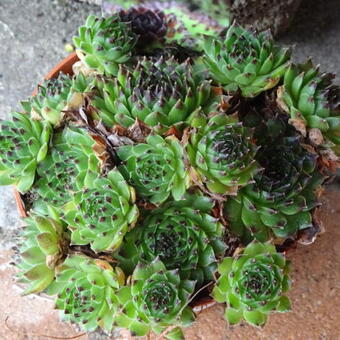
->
[3, 3, 337, 339]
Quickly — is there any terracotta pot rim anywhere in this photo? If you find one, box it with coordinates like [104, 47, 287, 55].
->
[13, 52, 217, 311]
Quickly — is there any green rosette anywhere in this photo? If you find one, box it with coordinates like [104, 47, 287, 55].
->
[279, 59, 340, 155]
[48, 254, 125, 332]
[117, 194, 227, 286]
[116, 259, 195, 339]
[117, 134, 189, 205]
[225, 125, 324, 242]
[212, 241, 291, 327]
[63, 169, 139, 253]
[17, 213, 69, 295]
[203, 23, 291, 97]
[73, 14, 138, 76]
[31, 127, 103, 214]
[0, 112, 51, 193]
[187, 112, 259, 195]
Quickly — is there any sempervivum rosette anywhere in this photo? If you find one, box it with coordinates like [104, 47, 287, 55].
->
[116, 194, 227, 286]
[48, 255, 125, 332]
[225, 117, 325, 242]
[21, 73, 92, 126]
[119, 6, 168, 45]
[213, 241, 291, 327]
[63, 169, 139, 252]
[203, 23, 291, 97]
[92, 56, 221, 131]
[116, 259, 195, 338]
[117, 134, 189, 205]
[278, 59, 340, 156]
[73, 14, 138, 75]
[187, 112, 259, 195]
[0, 112, 51, 192]
[31, 127, 103, 213]
[17, 214, 69, 295]
[21, 73, 72, 126]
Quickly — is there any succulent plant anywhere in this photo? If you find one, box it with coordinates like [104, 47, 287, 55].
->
[21, 73, 71, 126]
[63, 169, 139, 253]
[48, 254, 125, 332]
[278, 59, 340, 155]
[212, 241, 291, 327]
[17, 214, 69, 295]
[21, 73, 91, 126]
[117, 194, 227, 286]
[117, 134, 189, 205]
[116, 259, 195, 338]
[203, 23, 291, 97]
[31, 127, 103, 213]
[119, 6, 168, 45]
[92, 56, 221, 131]
[0, 112, 51, 193]
[225, 116, 324, 242]
[73, 15, 138, 76]
[187, 112, 259, 195]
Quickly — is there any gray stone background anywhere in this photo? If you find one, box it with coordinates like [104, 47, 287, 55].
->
[0, 1, 339, 339]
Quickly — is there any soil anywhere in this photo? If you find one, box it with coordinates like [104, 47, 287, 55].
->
[1, 189, 339, 340]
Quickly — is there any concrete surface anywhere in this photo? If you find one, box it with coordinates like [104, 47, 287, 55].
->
[0, 0, 339, 339]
